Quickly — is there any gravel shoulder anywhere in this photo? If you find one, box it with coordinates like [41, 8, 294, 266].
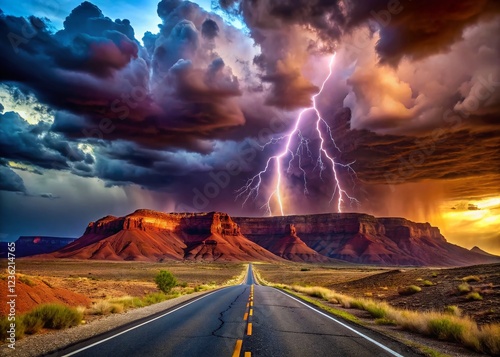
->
[0, 289, 217, 357]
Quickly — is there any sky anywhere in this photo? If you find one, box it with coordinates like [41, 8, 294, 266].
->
[0, 0, 499, 254]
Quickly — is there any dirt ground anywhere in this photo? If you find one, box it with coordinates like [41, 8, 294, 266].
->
[5, 259, 245, 311]
[9, 260, 500, 326]
[257, 262, 500, 325]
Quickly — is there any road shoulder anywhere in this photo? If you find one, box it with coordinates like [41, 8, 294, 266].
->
[0, 289, 221, 357]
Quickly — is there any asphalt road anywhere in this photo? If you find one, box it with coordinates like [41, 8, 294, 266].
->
[51, 265, 421, 357]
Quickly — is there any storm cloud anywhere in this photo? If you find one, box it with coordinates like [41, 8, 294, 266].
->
[0, 0, 498, 228]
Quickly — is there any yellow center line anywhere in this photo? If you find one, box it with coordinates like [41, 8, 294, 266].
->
[246, 303, 249, 307]
[232, 340, 243, 357]
[250, 301, 253, 307]
[249, 309, 253, 316]
[243, 312, 248, 321]
[244, 352, 251, 357]
[247, 322, 253, 335]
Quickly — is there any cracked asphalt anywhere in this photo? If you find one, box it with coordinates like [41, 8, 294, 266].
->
[52, 265, 422, 357]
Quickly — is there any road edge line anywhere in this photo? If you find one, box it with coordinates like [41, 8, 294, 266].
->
[275, 288, 404, 357]
[61, 289, 222, 356]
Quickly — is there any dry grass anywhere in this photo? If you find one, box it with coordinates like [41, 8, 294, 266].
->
[462, 275, 481, 282]
[398, 285, 421, 295]
[466, 292, 483, 301]
[444, 305, 462, 317]
[457, 283, 472, 294]
[253, 263, 385, 288]
[83, 266, 247, 317]
[289, 284, 500, 355]
[20, 304, 82, 335]
[18, 274, 36, 287]
[255, 263, 500, 356]
[16, 260, 246, 286]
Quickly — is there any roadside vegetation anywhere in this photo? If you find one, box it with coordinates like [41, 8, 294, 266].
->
[1, 265, 248, 343]
[1, 304, 82, 341]
[253, 268, 500, 356]
[80, 265, 247, 318]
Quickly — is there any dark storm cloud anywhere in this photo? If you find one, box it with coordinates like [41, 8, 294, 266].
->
[0, 1, 257, 154]
[346, 0, 500, 65]
[201, 18, 219, 39]
[322, 108, 500, 200]
[217, 0, 500, 113]
[0, 165, 26, 193]
[0, 111, 80, 170]
[222, 0, 500, 65]
[1, 0, 499, 212]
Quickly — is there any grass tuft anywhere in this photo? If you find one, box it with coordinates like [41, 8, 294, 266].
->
[254, 266, 500, 356]
[422, 280, 434, 287]
[23, 304, 82, 332]
[398, 285, 421, 295]
[18, 275, 36, 287]
[428, 317, 465, 342]
[457, 283, 472, 294]
[466, 292, 483, 301]
[462, 275, 481, 282]
[444, 305, 461, 317]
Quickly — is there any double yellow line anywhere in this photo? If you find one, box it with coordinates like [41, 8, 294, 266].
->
[232, 284, 254, 357]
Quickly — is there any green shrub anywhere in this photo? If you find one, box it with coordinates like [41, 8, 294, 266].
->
[428, 317, 465, 342]
[23, 304, 82, 330]
[0, 317, 11, 341]
[422, 280, 434, 287]
[398, 285, 421, 295]
[364, 303, 387, 318]
[155, 270, 177, 293]
[462, 275, 481, 282]
[466, 292, 483, 301]
[22, 313, 45, 334]
[431, 272, 438, 277]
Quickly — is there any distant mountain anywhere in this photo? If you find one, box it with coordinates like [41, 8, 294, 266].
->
[234, 214, 500, 266]
[43, 210, 280, 262]
[0, 236, 76, 258]
[470, 246, 499, 258]
[39, 209, 500, 266]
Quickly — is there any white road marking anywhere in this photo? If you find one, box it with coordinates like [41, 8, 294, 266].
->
[275, 289, 405, 357]
[62, 289, 222, 356]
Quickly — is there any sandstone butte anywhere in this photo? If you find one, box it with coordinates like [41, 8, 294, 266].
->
[40, 209, 500, 266]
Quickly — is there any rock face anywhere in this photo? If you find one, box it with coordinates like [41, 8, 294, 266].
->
[470, 246, 499, 258]
[47, 210, 280, 262]
[233, 214, 500, 266]
[42, 209, 500, 266]
[254, 223, 331, 263]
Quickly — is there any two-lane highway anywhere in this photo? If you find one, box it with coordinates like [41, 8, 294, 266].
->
[51, 265, 420, 357]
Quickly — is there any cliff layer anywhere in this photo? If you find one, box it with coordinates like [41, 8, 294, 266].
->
[233, 214, 499, 266]
[48, 210, 279, 262]
[42, 210, 499, 266]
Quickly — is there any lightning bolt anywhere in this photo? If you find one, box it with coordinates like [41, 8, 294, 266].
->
[237, 53, 358, 216]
